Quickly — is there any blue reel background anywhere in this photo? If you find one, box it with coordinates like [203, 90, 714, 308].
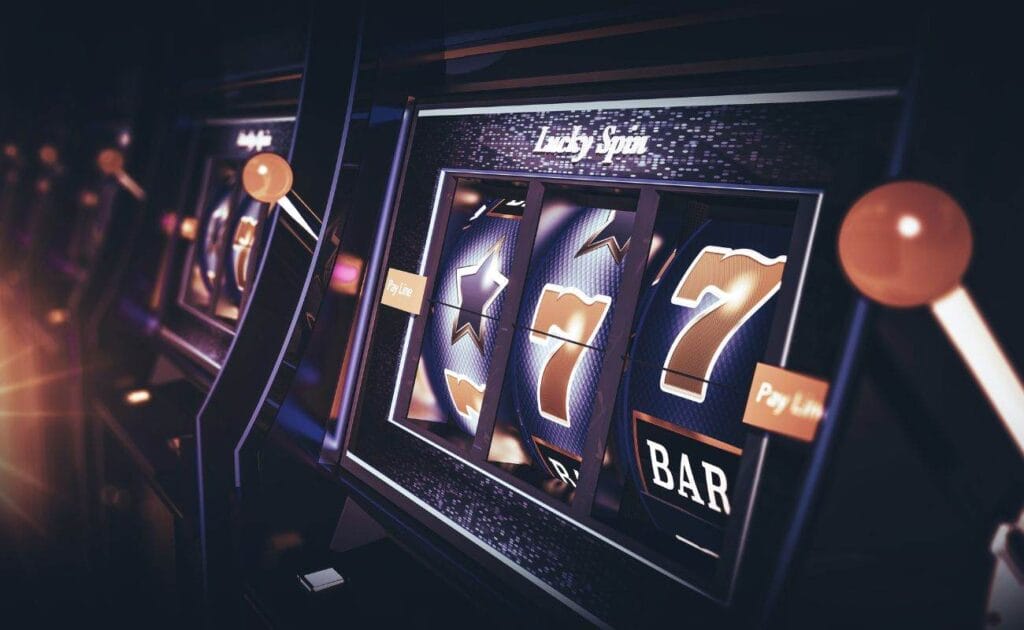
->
[420, 199, 522, 436]
[615, 218, 792, 546]
[511, 207, 630, 471]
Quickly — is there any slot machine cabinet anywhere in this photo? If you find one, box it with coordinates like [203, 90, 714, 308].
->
[84, 84, 302, 625]
[185, 4, 392, 622]
[217, 4, 1017, 628]
[78, 3, 345, 622]
[769, 14, 1024, 627]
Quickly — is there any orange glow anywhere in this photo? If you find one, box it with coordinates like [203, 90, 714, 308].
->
[0, 312, 70, 541]
[454, 189, 482, 207]
[96, 148, 125, 176]
[0, 410, 82, 419]
[79, 189, 100, 208]
[0, 365, 87, 396]
[2, 143, 17, 159]
[45, 309, 68, 326]
[124, 389, 151, 405]
[37, 144, 58, 166]
[166, 437, 182, 455]
[0, 345, 34, 371]
[179, 216, 198, 240]
[0, 459, 51, 494]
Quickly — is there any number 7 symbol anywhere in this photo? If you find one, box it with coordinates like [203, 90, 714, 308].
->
[529, 284, 612, 427]
[661, 246, 786, 403]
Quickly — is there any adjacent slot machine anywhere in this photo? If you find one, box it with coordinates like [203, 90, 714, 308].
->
[33, 121, 139, 323]
[92, 85, 300, 386]
[67, 124, 144, 316]
[158, 116, 296, 367]
[82, 14, 317, 620]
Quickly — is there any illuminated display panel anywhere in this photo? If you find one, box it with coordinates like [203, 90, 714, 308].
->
[177, 119, 295, 330]
[340, 91, 900, 624]
[162, 117, 294, 368]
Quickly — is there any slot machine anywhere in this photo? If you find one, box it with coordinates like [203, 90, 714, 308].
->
[84, 94, 299, 626]
[32, 120, 141, 325]
[66, 122, 148, 321]
[220, 3, 1022, 628]
[77, 2, 364, 623]
[337, 11, 901, 624]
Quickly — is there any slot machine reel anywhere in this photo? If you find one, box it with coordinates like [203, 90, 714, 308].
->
[837, 181, 1024, 628]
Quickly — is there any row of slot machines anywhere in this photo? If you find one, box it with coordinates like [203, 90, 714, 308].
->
[1, 3, 1022, 628]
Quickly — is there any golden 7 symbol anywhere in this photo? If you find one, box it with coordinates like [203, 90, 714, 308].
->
[529, 284, 612, 427]
[232, 216, 259, 291]
[661, 246, 786, 402]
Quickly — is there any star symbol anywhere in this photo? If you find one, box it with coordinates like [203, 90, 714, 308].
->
[452, 239, 508, 353]
[575, 209, 633, 263]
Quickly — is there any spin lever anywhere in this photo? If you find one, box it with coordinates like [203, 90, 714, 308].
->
[242, 152, 317, 240]
[839, 181, 1024, 628]
[97, 148, 145, 201]
[838, 181, 1024, 457]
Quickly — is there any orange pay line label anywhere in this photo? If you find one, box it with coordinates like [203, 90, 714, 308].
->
[742, 362, 829, 442]
[381, 268, 428, 316]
